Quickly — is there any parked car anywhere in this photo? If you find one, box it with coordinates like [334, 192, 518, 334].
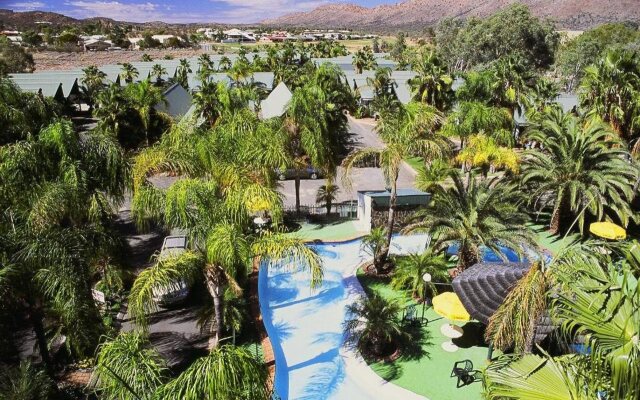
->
[276, 167, 322, 181]
[152, 235, 191, 307]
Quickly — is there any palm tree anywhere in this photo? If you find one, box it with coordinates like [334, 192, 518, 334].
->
[408, 50, 454, 112]
[94, 84, 126, 135]
[81, 65, 107, 111]
[125, 80, 167, 146]
[344, 292, 407, 358]
[390, 250, 449, 300]
[442, 101, 514, 148]
[91, 332, 166, 399]
[352, 46, 377, 74]
[520, 107, 637, 234]
[219, 56, 232, 72]
[0, 120, 128, 369]
[192, 80, 225, 126]
[551, 249, 640, 399]
[485, 261, 549, 353]
[91, 333, 270, 399]
[455, 134, 519, 178]
[151, 64, 167, 85]
[129, 119, 323, 348]
[580, 49, 640, 148]
[484, 353, 594, 399]
[316, 180, 340, 215]
[175, 58, 191, 88]
[120, 63, 139, 84]
[141, 53, 153, 62]
[0, 363, 55, 399]
[490, 55, 533, 117]
[404, 171, 537, 272]
[343, 102, 450, 272]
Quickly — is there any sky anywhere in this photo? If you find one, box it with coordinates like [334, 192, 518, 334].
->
[4, 0, 396, 23]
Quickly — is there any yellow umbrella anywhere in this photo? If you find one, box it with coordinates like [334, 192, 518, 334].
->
[432, 292, 470, 322]
[589, 222, 627, 240]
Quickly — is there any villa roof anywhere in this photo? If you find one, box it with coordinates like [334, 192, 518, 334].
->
[156, 83, 193, 119]
[260, 81, 292, 120]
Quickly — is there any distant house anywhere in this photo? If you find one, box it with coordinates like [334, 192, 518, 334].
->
[84, 39, 113, 52]
[222, 29, 256, 43]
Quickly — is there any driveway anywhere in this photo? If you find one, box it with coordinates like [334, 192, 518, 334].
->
[279, 117, 417, 207]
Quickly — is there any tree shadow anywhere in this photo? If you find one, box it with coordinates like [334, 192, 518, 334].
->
[397, 321, 434, 361]
[452, 322, 490, 349]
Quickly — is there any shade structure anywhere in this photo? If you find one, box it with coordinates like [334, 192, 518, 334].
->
[589, 222, 626, 240]
[432, 292, 470, 322]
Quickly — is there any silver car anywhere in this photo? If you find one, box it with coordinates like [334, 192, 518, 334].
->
[152, 235, 191, 307]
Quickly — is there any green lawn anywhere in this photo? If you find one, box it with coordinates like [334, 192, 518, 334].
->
[404, 157, 423, 173]
[292, 220, 366, 242]
[358, 270, 493, 400]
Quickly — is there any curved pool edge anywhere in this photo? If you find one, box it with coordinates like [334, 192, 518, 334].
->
[249, 259, 276, 393]
[340, 258, 429, 400]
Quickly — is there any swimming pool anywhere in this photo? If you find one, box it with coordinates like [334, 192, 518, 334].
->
[258, 235, 427, 400]
[446, 243, 551, 264]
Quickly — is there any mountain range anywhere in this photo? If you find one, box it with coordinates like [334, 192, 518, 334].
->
[262, 0, 640, 31]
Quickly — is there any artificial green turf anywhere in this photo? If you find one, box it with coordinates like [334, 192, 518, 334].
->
[357, 270, 494, 400]
[293, 220, 367, 242]
[528, 222, 581, 255]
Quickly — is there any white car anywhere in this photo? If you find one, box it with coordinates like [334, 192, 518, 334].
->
[152, 235, 191, 307]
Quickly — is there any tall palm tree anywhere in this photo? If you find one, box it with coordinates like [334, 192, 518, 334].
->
[490, 55, 533, 118]
[120, 63, 139, 84]
[390, 250, 449, 300]
[125, 80, 167, 146]
[129, 118, 323, 348]
[0, 120, 128, 369]
[408, 50, 454, 112]
[94, 84, 125, 135]
[344, 292, 407, 358]
[352, 46, 377, 74]
[442, 101, 514, 148]
[316, 180, 340, 215]
[175, 58, 191, 88]
[218, 56, 232, 72]
[192, 80, 225, 127]
[520, 107, 637, 234]
[81, 65, 107, 111]
[404, 171, 536, 272]
[343, 102, 450, 272]
[580, 49, 640, 149]
[151, 64, 167, 85]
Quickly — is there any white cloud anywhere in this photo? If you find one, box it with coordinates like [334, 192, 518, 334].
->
[63, 1, 208, 23]
[8, 1, 46, 10]
[212, 0, 332, 23]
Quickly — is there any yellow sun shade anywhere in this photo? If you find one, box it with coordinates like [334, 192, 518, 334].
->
[589, 222, 627, 240]
[432, 292, 471, 322]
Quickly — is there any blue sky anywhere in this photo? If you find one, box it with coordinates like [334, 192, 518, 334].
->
[5, 0, 395, 23]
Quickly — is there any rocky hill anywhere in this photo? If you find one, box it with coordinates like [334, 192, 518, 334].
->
[263, 0, 640, 31]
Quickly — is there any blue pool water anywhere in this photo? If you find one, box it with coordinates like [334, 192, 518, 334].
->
[446, 243, 552, 264]
[258, 236, 426, 400]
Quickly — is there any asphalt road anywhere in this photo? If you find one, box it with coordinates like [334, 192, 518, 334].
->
[279, 117, 417, 207]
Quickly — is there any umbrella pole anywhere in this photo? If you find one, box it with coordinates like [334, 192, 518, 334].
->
[487, 342, 494, 361]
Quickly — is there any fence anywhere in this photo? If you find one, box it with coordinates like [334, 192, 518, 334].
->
[283, 202, 358, 221]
